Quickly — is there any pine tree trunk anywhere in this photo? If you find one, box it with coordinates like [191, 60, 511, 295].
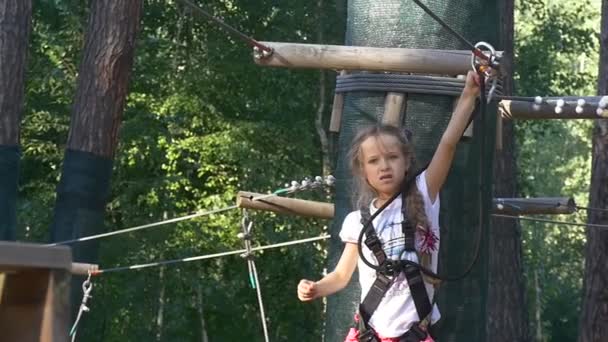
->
[577, 1, 608, 340]
[486, 0, 529, 340]
[0, 0, 31, 240]
[49, 0, 142, 316]
[66, 0, 142, 157]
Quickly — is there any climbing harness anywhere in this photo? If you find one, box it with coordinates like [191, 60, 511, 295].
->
[355, 199, 435, 342]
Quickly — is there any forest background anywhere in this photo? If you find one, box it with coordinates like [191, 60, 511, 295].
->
[10, 0, 602, 341]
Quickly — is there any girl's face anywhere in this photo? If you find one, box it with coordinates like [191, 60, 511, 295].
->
[360, 134, 409, 199]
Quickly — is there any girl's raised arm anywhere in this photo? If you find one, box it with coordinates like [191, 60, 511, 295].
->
[425, 71, 480, 202]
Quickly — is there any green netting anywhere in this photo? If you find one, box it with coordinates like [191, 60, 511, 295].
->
[50, 149, 113, 316]
[325, 1, 498, 341]
[0, 145, 20, 241]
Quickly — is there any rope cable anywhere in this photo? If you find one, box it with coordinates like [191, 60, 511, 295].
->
[48, 191, 299, 246]
[176, 0, 272, 53]
[92, 235, 330, 275]
[492, 214, 608, 230]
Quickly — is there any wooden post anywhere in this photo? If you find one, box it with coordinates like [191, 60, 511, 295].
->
[493, 197, 576, 215]
[70, 262, 99, 276]
[238, 193, 574, 218]
[329, 70, 347, 133]
[499, 98, 606, 119]
[254, 42, 502, 75]
[383, 92, 406, 126]
[0, 242, 72, 342]
[236, 191, 334, 219]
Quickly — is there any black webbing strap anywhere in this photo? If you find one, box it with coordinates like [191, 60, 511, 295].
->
[357, 200, 432, 341]
[400, 198, 433, 323]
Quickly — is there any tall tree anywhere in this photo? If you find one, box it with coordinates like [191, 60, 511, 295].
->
[0, 0, 32, 240]
[50, 0, 142, 263]
[486, 0, 529, 340]
[578, 0, 608, 340]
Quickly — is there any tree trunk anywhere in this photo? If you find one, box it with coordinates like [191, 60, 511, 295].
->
[0, 0, 31, 240]
[156, 265, 165, 342]
[66, 0, 142, 157]
[486, 0, 529, 340]
[49, 0, 142, 316]
[196, 283, 210, 342]
[577, 1, 608, 340]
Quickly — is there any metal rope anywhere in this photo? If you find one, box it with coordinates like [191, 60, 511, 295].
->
[92, 235, 331, 275]
[492, 214, 608, 230]
[47, 205, 239, 246]
[48, 192, 289, 246]
[576, 205, 608, 213]
[176, 0, 272, 54]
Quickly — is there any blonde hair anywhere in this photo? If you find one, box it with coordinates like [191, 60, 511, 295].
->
[347, 125, 429, 229]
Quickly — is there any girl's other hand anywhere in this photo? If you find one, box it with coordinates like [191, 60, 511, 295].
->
[464, 70, 481, 97]
[297, 279, 318, 301]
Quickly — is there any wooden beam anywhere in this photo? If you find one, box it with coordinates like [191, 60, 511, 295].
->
[499, 98, 607, 119]
[383, 92, 406, 126]
[0, 242, 71, 342]
[493, 197, 576, 215]
[239, 193, 575, 218]
[254, 42, 502, 75]
[71, 262, 99, 276]
[237, 191, 334, 219]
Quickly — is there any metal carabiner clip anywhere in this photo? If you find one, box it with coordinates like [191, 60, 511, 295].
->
[471, 41, 500, 103]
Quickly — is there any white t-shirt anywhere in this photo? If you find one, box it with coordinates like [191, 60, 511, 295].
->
[339, 171, 441, 338]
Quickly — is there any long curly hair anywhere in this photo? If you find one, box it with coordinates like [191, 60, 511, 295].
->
[347, 125, 429, 229]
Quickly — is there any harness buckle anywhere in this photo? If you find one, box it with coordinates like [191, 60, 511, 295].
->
[357, 328, 380, 342]
[379, 260, 403, 277]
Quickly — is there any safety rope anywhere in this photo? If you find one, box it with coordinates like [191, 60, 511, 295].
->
[355, 61, 493, 282]
[176, 0, 272, 56]
[240, 210, 270, 342]
[47, 205, 239, 246]
[492, 214, 608, 230]
[69, 273, 94, 342]
[576, 205, 608, 214]
[49, 175, 335, 246]
[91, 235, 330, 275]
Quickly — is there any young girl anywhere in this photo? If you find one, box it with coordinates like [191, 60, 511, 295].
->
[297, 71, 481, 341]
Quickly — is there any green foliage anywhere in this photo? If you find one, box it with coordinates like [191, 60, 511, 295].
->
[515, 0, 599, 340]
[19, 0, 343, 340]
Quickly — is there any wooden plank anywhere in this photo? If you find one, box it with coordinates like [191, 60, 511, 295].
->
[254, 42, 502, 75]
[237, 191, 334, 219]
[0, 242, 71, 271]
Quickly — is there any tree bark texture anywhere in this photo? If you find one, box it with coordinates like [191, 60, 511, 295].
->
[0, 0, 30, 145]
[67, 0, 142, 157]
[50, 0, 142, 317]
[0, 0, 31, 241]
[487, 0, 529, 340]
[578, 1, 608, 340]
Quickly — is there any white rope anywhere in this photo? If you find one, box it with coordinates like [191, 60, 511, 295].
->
[94, 235, 331, 274]
[47, 193, 284, 246]
[492, 214, 608, 230]
[47, 205, 239, 246]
